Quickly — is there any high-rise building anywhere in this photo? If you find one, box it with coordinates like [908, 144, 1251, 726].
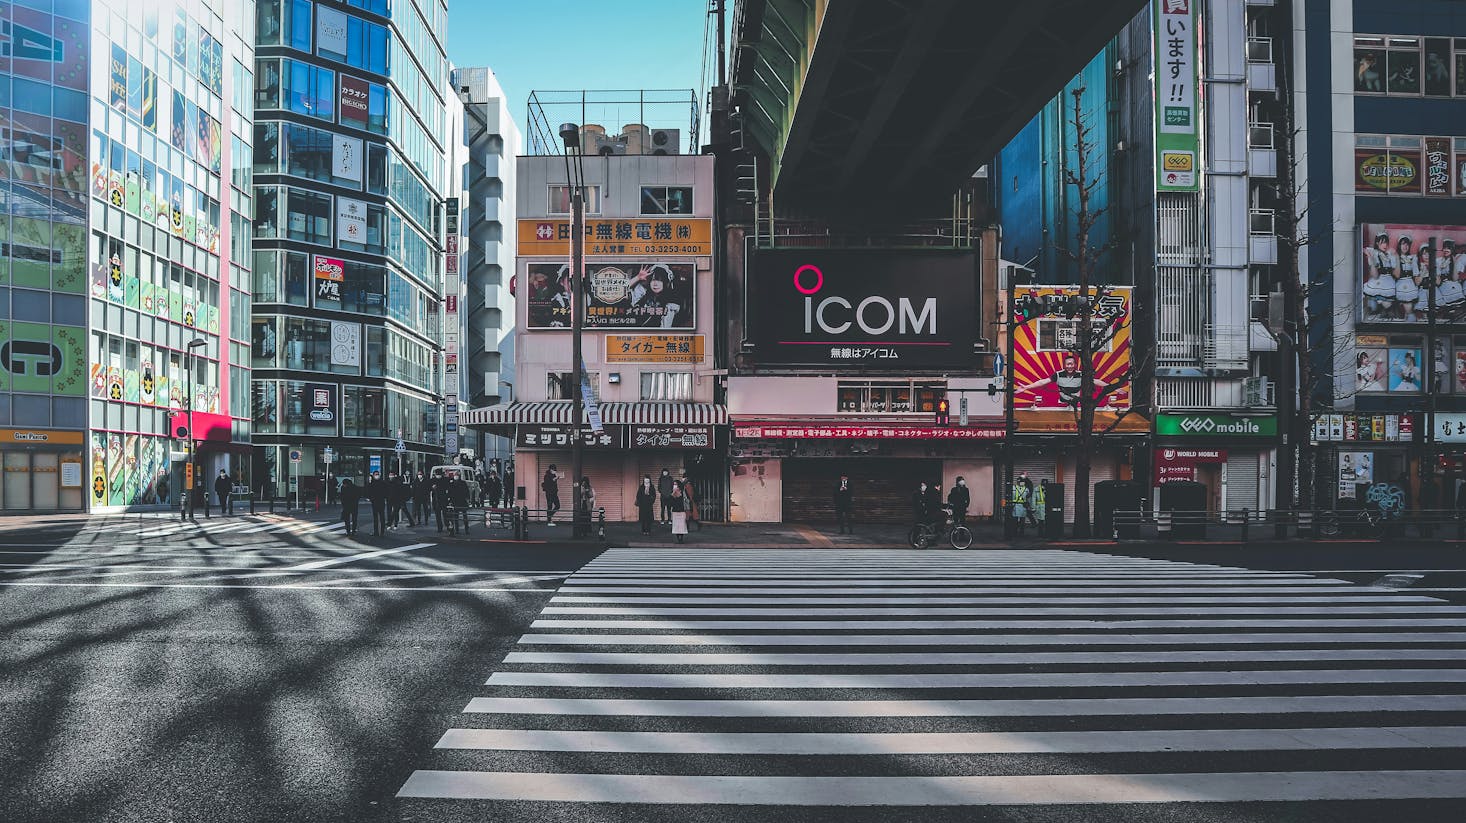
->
[0, 0, 255, 514]
[450, 66, 517, 466]
[249, 0, 451, 495]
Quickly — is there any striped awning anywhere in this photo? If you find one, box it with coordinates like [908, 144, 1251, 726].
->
[464, 402, 727, 428]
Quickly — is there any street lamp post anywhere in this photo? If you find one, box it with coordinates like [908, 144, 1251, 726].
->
[184, 337, 207, 521]
[559, 123, 586, 531]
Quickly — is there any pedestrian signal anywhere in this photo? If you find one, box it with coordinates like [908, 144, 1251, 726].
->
[935, 399, 950, 427]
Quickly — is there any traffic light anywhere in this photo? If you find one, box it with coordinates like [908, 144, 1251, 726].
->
[935, 398, 950, 427]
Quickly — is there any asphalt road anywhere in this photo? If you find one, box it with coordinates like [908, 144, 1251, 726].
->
[3, 519, 1466, 822]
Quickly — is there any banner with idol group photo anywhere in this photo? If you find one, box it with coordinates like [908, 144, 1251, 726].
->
[1359, 223, 1466, 323]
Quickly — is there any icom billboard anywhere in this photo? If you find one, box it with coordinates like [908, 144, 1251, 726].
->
[747, 249, 977, 369]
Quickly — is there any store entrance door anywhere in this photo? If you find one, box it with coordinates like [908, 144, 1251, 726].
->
[783, 458, 941, 524]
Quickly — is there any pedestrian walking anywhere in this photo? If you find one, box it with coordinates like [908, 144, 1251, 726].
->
[833, 474, 855, 534]
[542, 464, 560, 525]
[503, 462, 516, 508]
[339, 478, 360, 535]
[912, 482, 931, 530]
[657, 469, 675, 524]
[669, 483, 689, 543]
[927, 481, 944, 530]
[156, 471, 170, 505]
[1012, 476, 1031, 536]
[947, 477, 969, 529]
[575, 477, 597, 537]
[635, 476, 657, 535]
[678, 470, 701, 530]
[448, 474, 470, 534]
[484, 471, 503, 512]
[388, 473, 415, 528]
[214, 470, 233, 515]
[413, 472, 432, 524]
[367, 472, 388, 536]
[1019, 472, 1039, 530]
[432, 472, 450, 532]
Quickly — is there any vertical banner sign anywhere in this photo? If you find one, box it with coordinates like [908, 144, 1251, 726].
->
[443, 197, 461, 437]
[313, 255, 344, 304]
[581, 359, 604, 434]
[1154, 0, 1199, 192]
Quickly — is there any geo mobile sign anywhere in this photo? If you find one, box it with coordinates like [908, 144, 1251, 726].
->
[1154, 0, 1199, 192]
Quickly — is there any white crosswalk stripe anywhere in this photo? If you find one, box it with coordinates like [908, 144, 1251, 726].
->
[397, 548, 1466, 813]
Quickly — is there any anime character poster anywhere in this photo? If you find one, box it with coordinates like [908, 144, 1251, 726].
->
[1011, 286, 1133, 410]
[525, 261, 696, 329]
[1360, 223, 1466, 323]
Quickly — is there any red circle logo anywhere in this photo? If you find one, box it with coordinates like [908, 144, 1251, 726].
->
[793, 264, 824, 295]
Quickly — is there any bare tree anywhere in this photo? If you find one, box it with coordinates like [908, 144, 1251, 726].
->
[1051, 86, 1134, 537]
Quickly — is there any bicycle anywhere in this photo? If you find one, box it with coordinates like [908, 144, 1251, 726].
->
[908, 507, 973, 549]
[1317, 506, 1385, 538]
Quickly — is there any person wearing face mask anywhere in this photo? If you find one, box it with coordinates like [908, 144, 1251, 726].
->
[635, 476, 657, 535]
[833, 474, 855, 534]
[912, 482, 931, 530]
[947, 476, 970, 529]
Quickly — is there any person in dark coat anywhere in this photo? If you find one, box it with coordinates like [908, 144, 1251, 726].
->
[927, 482, 945, 529]
[413, 472, 432, 524]
[657, 469, 676, 524]
[635, 476, 657, 535]
[484, 471, 503, 510]
[833, 474, 854, 534]
[214, 470, 233, 515]
[542, 464, 560, 525]
[339, 478, 361, 535]
[912, 482, 931, 527]
[432, 473, 451, 532]
[367, 472, 388, 536]
[448, 475, 471, 533]
[503, 462, 516, 508]
[948, 476, 971, 528]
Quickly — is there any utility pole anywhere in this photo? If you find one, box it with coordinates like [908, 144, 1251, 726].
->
[560, 123, 586, 521]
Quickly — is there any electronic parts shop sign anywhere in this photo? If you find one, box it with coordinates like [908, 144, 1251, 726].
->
[748, 249, 976, 370]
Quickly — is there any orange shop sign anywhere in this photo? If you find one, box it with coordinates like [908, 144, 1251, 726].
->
[1, 428, 86, 445]
[518, 218, 712, 256]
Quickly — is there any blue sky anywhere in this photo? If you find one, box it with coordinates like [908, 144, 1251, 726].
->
[446, 1, 718, 148]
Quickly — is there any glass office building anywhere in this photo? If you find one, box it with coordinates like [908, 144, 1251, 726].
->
[1, 0, 255, 513]
[249, 0, 448, 496]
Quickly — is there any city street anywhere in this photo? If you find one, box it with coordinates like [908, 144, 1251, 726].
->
[4, 519, 1466, 821]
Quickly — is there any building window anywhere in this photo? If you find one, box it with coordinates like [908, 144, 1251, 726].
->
[1352, 34, 1465, 97]
[548, 185, 601, 215]
[1424, 37, 1453, 96]
[1386, 37, 1422, 94]
[836, 380, 946, 414]
[640, 371, 692, 401]
[640, 186, 693, 215]
[252, 380, 278, 433]
[548, 372, 599, 401]
[285, 189, 331, 245]
[1351, 134, 1466, 197]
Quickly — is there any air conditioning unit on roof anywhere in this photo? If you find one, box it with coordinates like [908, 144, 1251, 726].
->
[648, 129, 680, 155]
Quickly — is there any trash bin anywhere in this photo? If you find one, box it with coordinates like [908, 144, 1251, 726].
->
[1042, 481, 1065, 538]
[1159, 481, 1208, 538]
[1095, 480, 1146, 539]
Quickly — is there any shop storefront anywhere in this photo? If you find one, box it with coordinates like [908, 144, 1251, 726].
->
[1011, 411, 1149, 522]
[1, 429, 87, 513]
[1154, 412, 1279, 513]
[1311, 412, 1418, 504]
[730, 422, 1005, 524]
[466, 402, 727, 522]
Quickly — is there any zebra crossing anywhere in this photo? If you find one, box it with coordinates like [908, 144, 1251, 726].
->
[396, 548, 1466, 816]
[130, 515, 345, 539]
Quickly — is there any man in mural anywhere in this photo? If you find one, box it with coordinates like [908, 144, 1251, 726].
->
[1015, 354, 1089, 407]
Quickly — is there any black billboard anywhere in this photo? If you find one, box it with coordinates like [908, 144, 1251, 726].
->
[747, 249, 977, 369]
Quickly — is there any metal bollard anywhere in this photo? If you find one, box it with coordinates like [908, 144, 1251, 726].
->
[1157, 510, 1172, 538]
[597, 509, 606, 541]
[1297, 510, 1313, 538]
[1241, 508, 1250, 543]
